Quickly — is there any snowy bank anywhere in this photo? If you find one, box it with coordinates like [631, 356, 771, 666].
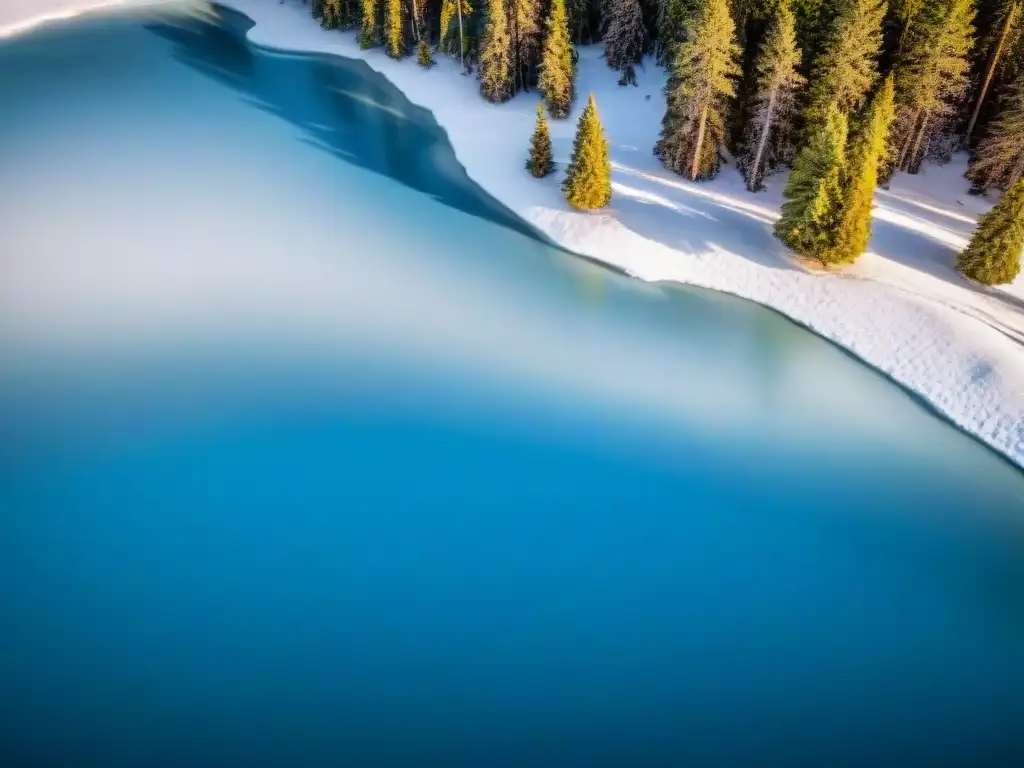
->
[5, 0, 1024, 468]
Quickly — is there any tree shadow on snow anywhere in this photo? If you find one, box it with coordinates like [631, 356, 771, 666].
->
[608, 164, 800, 272]
[143, 4, 543, 244]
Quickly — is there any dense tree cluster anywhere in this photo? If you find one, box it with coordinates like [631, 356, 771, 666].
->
[308, 0, 1024, 278]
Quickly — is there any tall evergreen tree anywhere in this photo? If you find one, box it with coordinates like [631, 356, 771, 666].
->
[803, 0, 886, 126]
[527, 103, 557, 176]
[774, 104, 849, 261]
[513, 0, 543, 92]
[966, 1, 1022, 142]
[655, 0, 741, 180]
[890, 0, 975, 173]
[322, 0, 344, 28]
[958, 175, 1024, 283]
[656, 0, 696, 66]
[605, 0, 647, 85]
[564, 94, 613, 209]
[968, 73, 1024, 191]
[479, 0, 515, 101]
[737, 1, 805, 191]
[440, 0, 475, 67]
[791, 0, 829, 73]
[539, 0, 576, 117]
[831, 75, 896, 263]
[360, 0, 381, 47]
[385, 0, 406, 58]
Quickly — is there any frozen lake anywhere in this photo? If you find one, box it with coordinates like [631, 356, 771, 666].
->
[0, 3, 1022, 765]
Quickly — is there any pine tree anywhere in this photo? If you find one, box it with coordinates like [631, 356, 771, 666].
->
[737, 1, 805, 191]
[385, 0, 405, 58]
[968, 73, 1024, 191]
[313, 0, 326, 18]
[513, 0, 543, 92]
[791, 0, 829, 72]
[417, 38, 436, 66]
[539, 0, 576, 118]
[966, 1, 1023, 143]
[774, 104, 849, 261]
[890, 0, 975, 173]
[440, 0, 475, 67]
[656, 0, 696, 66]
[360, 0, 381, 47]
[479, 0, 514, 101]
[322, 0, 344, 28]
[527, 103, 557, 176]
[958, 175, 1024, 284]
[830, 75, 896, 263]
[655, 0, 741, 181]
[563, 94, 612, 209]
[605, 0, 647, 85]
[803, 0, 886, 126]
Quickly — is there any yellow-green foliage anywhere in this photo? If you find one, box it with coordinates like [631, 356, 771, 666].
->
[563, 95, 612, 209]
[526, 104, 555, 177]
[774, 104, 848, 260]
[539, 0, 575, 118]
[829, 75, 895, 264]
[385, 0, 405, 59]
[359, 0, 379, 48]
[958, 177, 1024, 285]
[479, 0, 513, 102]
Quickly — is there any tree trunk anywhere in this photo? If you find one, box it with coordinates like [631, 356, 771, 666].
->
[457, 0, 465, 70]
[907, 109, 931, 172]
[411, 0, 419, 41]
[691, 104, 709, 181]
[897, 108, 921, 171]
[749, 89, 777, 191]
[966, 3, 1020, 144]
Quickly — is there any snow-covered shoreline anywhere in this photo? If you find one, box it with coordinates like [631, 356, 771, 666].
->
[5, 0, 1024, 467]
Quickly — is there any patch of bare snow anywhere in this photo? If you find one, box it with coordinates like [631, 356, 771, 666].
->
[5, 0, 1024, 466]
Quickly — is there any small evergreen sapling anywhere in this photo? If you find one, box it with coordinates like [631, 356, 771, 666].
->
[526, 104, 556, 177]
[417, 38, 436, 67]
[563, 94, 612, 209]
[958, 176, 1024, 285]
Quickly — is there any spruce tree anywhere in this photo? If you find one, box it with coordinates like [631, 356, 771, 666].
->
[655, 0, 741, 181]
[605, 0, 647, 85]
[539, 0, 576, 118]
[774, 104, 849, 261]
[656, 0, 696, 66]
[527, 103, 557, 176]
[313, 0, 326, 19]
[958, 175, 1024, 284]
[384, 0, 405, 58]
[966, 1, 1023, 143]
[440, 0, 475, 67]
[360, 0, 381, 47]
[563, 94, 612, 209]
[417, 38, 436, 66]
[791, 0, 829, 73]
[830, 75, 896, 263]
[803, 0, 886, 126]
[890, 0, 975, 174]
[737, 1, 805, 191]
[322, 0, 344, 28]
[968, 74, 1024, 192]
[479, 0, 514, 101]
[513, 0, 543, 92]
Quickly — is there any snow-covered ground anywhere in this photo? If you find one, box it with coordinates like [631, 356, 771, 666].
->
[4, 0, 1024, 467]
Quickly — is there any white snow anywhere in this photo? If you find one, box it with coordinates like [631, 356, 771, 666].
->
[4, 0, 1024, 467]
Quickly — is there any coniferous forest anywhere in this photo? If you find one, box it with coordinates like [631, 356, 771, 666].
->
[310, 0, 1024, 284]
